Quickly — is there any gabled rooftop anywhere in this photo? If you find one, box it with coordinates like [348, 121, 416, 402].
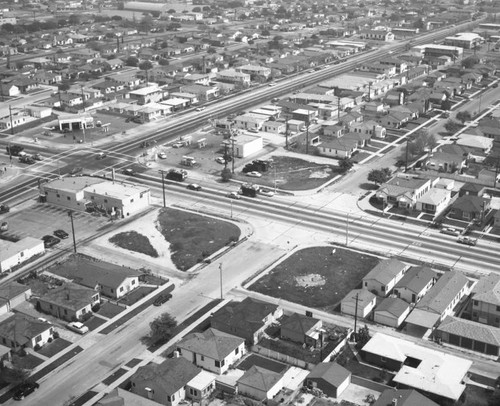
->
[177, 328, 244, 360]
[363, 258, 408, 285]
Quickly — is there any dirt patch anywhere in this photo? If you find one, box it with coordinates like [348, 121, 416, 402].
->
[250, 247, 379, 311]
[156, 207, 241, 271]
[109, 231, 159, 258]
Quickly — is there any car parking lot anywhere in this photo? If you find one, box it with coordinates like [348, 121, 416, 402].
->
[0, 203, 109, 246]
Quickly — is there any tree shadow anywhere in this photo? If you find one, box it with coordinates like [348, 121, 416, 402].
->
[359, 183, 379, 191]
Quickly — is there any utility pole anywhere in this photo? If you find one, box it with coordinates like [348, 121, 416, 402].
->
[9, 105, 14, 135]
[158, 170, 166, 207]
[346, 212, 349, 246]
[219, 263, 223, 300]
[285, 113, 289, 149]
[305, 119, 309, 154]
[353, 292, 359, 340]
[68, 211, 77, 253]
[80, 85, 85, 112]
[405, 137, 410, 173]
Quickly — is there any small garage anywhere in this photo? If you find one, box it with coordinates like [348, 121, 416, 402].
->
[306, 362, 351, 398]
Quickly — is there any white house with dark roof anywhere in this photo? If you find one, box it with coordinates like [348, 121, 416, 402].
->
[280, 313, 323, 347]
[467, 273, 500, 327]
[0, 283, 32, 316]
[317, 138, 358, 159]
[233, 113, 268, 131]
[0, 314, 54, 351]
[393, 266, 437, 304]
[405, 271, 472, 335]
[435, 316, 500, 357]
[341, 289, 377, 318]
[415, 188, 451, 217]
[176, 328, 245, 374]
[130, 357, 215, 406]
[306, 362, 351, 398]
[376, 175, 432, 209]
[237, 365, 285, 401]
[362, 258, 409, 297]
[374, 297, 411, 327]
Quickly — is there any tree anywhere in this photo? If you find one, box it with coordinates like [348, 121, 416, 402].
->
[444, 119, 461, 133]
[441, 99, 452, 111]
[0, 366, 30, 385]
[456, 110, 471, 123]
[139, 60, 153, 82]
[192, 7, 201, 12]
[158, 58, 169, 66]
[355, 324, 371, 349]
[338, 158, 353, 173]
[68, 14, 80, 25]
[149, 313, 177, 344]
[207, 47, 217, 54]
[221, 167, 232, 182]
[462, 55, 480, 69]
[125, 56, 139, 67]
[367, 168, 392, 185]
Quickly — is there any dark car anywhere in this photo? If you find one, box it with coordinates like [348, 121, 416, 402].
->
[187, 183, 202, 191]
[13, 381, 39, 400]
[153, 293, 172, 306]
[122, 169, 135, 176]
[54, 229, 69, 239]
[42, 235, 60, 248]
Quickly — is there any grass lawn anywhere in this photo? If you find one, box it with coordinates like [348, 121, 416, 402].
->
[156, 208, 241, 271]
[461, 385, 493, 406]
[351, 152, 371, 163]
[118, 286, 157, 306]
[109, 230, 158, 258]
[249, 247, 379, 312]
[37, 338, 72, 358]
[11, 353, 44, 370]
[98, 302, 126, 318]
[84, 315, 108, 331]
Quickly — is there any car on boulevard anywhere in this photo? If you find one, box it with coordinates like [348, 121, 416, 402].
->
[0, 204, 9, 214]
[259, 188, 274, 197]
[195, 107, 206, 111]
[457, 236, 477, 246]
[96, 152, 107, 160]
[153, 293, 172, 306]
[42, 235, 60, 248]
[440, 227, 460, 236]
[13, 381, 39, 400]
[67, 321, 89, 334]
[172, 142, 184, 148]
[122, 169, 135, 176]
[158, 152, 167, 159]
[54, 229, 69, 239]
[227, 191, 241, 199]
[246, 171, 262, 178]
[0, 221, 8, 232]
[187, 183, 202, 191]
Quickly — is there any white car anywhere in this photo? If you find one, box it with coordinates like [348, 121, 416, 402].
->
[215, 156, 226, 164]
[246, 171, 262, 178]
[67, 321, 89, 335]
[195, 107, 206, 112]
[158, 152, 167, 159]
[259, 188, 274, 197]
[172, 142, 183, 148]
[227, 191, 241, 199]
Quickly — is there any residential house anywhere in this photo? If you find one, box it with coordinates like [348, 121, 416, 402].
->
[36, 282, 100, 322]
[341, 289, 377, 318]
[478, 118, 500, 140]
[306, 363, 351, 398]
[280, 313, 323, 347]
[233, 113, 267, 131]
[362, 333, 471, 402]
[210, 298, 283, 345]
[377, 111, 411, 128]
[360, 29, 394, 42]
[393, 266, 437, 304]
[236, 64, 271, 79]
[0, 283, 32, 316]
[237, 366, 285, 401]
[415, 188, 452, 217]
[448, 195, 491, 222]
[180, 84, 219, 101]
[216, 69, 251, 86]
[435, 316, 500, 357]
[373, 389, 439, 406]
[0, 83, 20, 97]
[317, 138, 358, 159]
[176, 328, 245, 375]
[405, 271, 471, 335]
[425, 151, 466, 173]
[129, 85, 167, 105]
[0, 314, 54, 351]
[373, 297, 411, 328]
[95, 388, 162, 406]
[458, 182, 486, 198]
[130, 357, 215, 406]
[362, 258, 409, 297]
[322, 124, 344, 138]
[350, 120, 386, 139]
[467, 273, 500, 327]
[376, 176, 432, 209]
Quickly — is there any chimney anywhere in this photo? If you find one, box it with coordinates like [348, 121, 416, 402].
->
[392, 399, 398, 406]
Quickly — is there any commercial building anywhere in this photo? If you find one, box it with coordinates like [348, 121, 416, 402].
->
[0, 237, 45, 273]
[444, 33, 483, 49]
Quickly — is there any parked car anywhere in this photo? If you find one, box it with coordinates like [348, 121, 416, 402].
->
[42, 235, 60, 248]
[96, 152, 107, 160]
[67, 321, 89, 335]
[172, 142, 183, 148]
[457, 236, 477, 246]
[246, 171, 262, 178]
[259, 188, 275, 197]
[0, 204, 9, 214]
[153, 293, 172, 306]
[122, 169, 135, 176]
[248, 128, 259, 133]
[54, 229, 69, 239]
[227, 191, 241, 199]
[0, 221, 8, 232]
[32, 153, 42, 161]
[215, 156, 226, 164]
[187, 183, 202, 191]
[440, 227, 460, 236]
[13, 381, 39, 400]
[158, 152, 167, 159]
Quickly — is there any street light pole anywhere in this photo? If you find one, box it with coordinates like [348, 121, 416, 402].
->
[219, 263, 223, 300]
[68, 211, 77, 253]
[159, 170, 166, 208]
[346, 212, 349, 246]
